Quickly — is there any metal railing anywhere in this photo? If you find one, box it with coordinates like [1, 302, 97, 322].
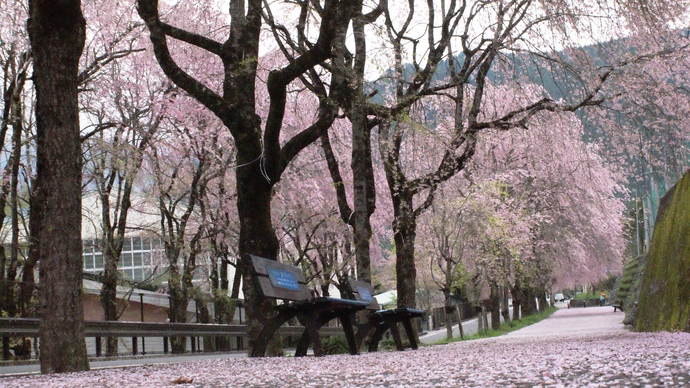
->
[0, 318, 345, 360]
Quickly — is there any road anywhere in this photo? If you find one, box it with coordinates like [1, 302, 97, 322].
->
[0, 352, 247, 377]
[419, 306, 514, 344]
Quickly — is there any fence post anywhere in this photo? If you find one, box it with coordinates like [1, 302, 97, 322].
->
[163, 337, 169, 354]
[132, 337, 138, 355]
[139, 293, 146, 355]
[95, 337, 102, 357]
[455, 305, 464, 340]
[2, 337, 9, 360]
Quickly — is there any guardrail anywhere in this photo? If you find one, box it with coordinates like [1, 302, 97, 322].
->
[0, 318, 345, 360]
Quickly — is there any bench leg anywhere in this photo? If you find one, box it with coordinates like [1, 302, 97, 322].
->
[401, 319, 418, 350]
[339, 314, 359, 356]
[368, 324, 388, 352]
[295, 312, 360, 357]
[295, 330, 311, 357]
[355, 323, 375, 352]
[251, 314, 292, 357]
[387, 320, 405, 351]
[295, 313, 332, 357]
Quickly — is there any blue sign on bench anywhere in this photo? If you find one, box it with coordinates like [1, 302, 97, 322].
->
[267, 266, 301, 291]
[357, 285, 373, 302]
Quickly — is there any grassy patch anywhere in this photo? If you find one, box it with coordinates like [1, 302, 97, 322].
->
[434, 306, 558, 345]
[572, 291, 599, 300]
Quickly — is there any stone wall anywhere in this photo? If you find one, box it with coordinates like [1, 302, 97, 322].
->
[635, 168, 690, 332]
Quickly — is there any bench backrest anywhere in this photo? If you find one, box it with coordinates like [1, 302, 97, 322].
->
[347, 279, 381, 310]
[249, 254, 312, 301]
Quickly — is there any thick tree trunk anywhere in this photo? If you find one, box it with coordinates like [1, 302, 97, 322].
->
[168, 272, 189, 354]
[28, 0, 89, 373]
[100, 247, 119, 356]
[236, 143, 281, 357]
[490, 284, 501, 330]
[351, 111, 375, 283]
[15, 257, 37, 360]
[536, 287, 548, 312]
[196, 297, 214, 351]
[443, 291, 453, 340]
[501, 286, 511, 323]
[510, 283, 524, 321]
[19, 259, 37, 318]
[392, 194, 417, 309]
[519, 288, 537, 317]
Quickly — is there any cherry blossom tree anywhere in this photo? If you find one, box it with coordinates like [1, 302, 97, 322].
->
[274, 149, 357, 297]
[0, 1, 34, 360]
[417, 187, 477, 339]
[142, 110, 224, 353]
[200, 151, 242, 341]
[364, 0, 689, 311]
[79, 2, 165, 356]
[2, 0, 154, 361]
[457, 87, 626, 317]
[136, 0, 358, 355]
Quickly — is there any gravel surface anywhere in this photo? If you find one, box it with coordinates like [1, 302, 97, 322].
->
[2, 306, 688, 387]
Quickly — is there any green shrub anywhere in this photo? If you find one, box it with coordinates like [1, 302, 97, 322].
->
[321, 336, 350, 355]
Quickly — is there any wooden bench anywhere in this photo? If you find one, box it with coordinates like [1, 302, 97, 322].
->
[346, 279, 424, 352]
[613, 302, 624, 312]
[248, 254, 369, 357]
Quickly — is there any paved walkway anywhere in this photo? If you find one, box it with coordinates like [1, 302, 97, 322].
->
[1, 306, 689, 387]
[419, 305, 512, 344]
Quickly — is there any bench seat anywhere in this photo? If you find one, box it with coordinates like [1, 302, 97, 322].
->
[249, 254, 369, 357]
[347, 279, 424, 352]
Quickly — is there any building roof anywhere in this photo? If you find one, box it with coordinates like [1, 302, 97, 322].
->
[374, 290, 398, 307]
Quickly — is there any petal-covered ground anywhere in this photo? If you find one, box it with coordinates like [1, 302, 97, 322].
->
[2, 306, 689, 387]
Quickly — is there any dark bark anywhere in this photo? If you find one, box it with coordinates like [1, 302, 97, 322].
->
[100, 243, 120, 355]
[28, 0, 89, 373]
[443, 291, 454, 340]
[501, 286, 511, 323]
[350, 111, 375, 283]
[100, 252, 119, 355]
[392, 192, 417, 309]
[513, 280, 538, 317]
[536, 288, 548, 313]
[236, 156, 281, 355]
[523, 293, 538, 316]
[490, 284, 501, 330]
[167, 267, 190, 353]
[195, 297, 214, 350]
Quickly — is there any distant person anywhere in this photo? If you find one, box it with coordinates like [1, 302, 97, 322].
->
[599, 291, 606, 306]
